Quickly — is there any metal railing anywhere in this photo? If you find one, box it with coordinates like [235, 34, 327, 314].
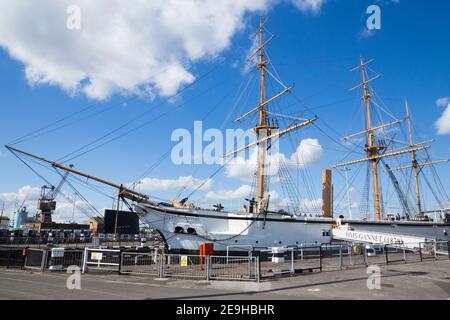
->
[120, 250, 160, 275]
[24, 248, 48, 271]
[0, 236, 149, 249]
[82, 248, 121, 273]
[210, 255, 258, 281]
[0, 248, 25, 268]
[2, 240, 449, 281]
[161, 254, 208, 279]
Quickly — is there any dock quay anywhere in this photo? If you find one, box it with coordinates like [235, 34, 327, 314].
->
[0, 259, 449, 300]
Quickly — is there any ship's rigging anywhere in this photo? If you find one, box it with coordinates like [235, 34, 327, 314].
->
[4, 18, 450, 222]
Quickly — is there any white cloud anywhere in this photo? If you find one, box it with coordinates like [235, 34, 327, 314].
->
[436, 97, 450, 107]
[205, 184, 252, 200]
[288, 138, 323, 168]
[0, 185, 41, 206]
[291, 0, 326, 14]
[225, 150, 258, 182]
[138, 176, 212, 192]
[0, 0, 273, 100]
[225, 138, 323, 181]
[435, 102, 450, 135]
[0, 186, 92, 223]
[0, 1, 331, 101]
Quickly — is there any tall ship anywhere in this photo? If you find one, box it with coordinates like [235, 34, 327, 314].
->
[6, 19, 450, 251]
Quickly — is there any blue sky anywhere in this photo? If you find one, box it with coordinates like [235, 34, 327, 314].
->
[1, 0, 449, 222]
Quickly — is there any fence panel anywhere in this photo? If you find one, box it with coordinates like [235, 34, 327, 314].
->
[48, 249, 84, 271]
[82, 248, 121, 273]
[321, 245, 344, 270]
[435, 241, 449, 259]
[120, 251, 160, 275]
[161, 254, 207, 279]
[0, 248, 25, 268]
[256, 246, 321, 278]
[209, 256, 257, 281]
[24, 249, 47, 270]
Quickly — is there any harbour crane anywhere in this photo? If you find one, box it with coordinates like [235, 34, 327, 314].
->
[37, 165, 73, 223]
[383, 162, 411, 220]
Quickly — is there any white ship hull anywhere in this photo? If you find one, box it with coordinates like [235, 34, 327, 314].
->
[135, 203, 333, 251]
[135, 203, 450, 251]
[341, 218, 450, 241]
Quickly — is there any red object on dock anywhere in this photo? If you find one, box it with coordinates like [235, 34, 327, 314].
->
[200, 243, 214, 269]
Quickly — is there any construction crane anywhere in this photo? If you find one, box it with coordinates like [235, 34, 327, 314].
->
[383, 162, 411, 220]
[37, 165, 73, 223]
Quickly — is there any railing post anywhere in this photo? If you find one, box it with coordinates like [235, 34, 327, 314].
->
[434, 241, 437, 260]
[385, 245, 389, 265]
[349, 244, 353, 266]
[159, 253, 164, 278]
[118, 251, 123, 275]
[256, 256, 260, 282]
[403, 245, 406, 263]
[41, 249, 48, 272]
[258, 252, 262, 280]
[82, 248, 88, 274]
[24, 252, 28, 269]
[319, 245, 322, 272]
[290, 248, 294, 274]
[447, 241, 450, 260]
[363, 244, 368, 267]
[339, 245, 343, 270]
[206, 256, 210, 281]
[419, 242, 423, 262]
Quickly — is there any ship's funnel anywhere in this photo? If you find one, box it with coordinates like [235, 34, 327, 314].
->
[321, 169, 333, 218]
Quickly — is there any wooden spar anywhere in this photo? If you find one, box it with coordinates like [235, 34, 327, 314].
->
[384, 159, 450, 172]
[349, 74, 381, 92]
[234, 86, 292, 122]
[342, 120, 400, 141]
[333, 145, 430, 168]
[223, 116, 317, 158]
[5, 145, 150, 203]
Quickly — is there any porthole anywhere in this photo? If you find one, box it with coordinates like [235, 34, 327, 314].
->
[174, 226, 184, 234]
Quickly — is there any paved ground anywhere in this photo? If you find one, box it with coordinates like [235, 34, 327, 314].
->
[0, 260, 449, 300]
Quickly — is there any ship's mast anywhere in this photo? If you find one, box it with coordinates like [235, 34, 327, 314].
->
[334, 56, 432, 221]
[405, 100, 422, 213]
[256, 17, 268, 212]
[224, 17, 317, 214]
[359, 56, 384, 220]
